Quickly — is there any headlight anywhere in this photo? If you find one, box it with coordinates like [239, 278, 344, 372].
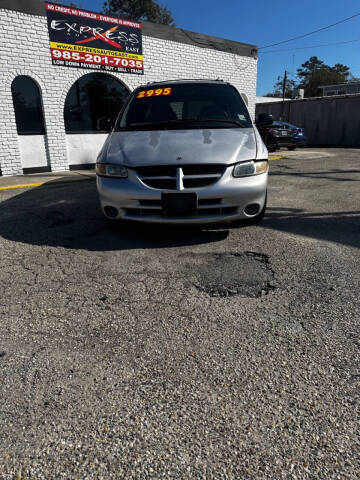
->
[96, 163, 128, 178]
[233, 160, 268, 177]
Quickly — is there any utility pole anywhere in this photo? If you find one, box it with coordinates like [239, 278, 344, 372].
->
[282, 70, 287, 102]
[281, 70, 288, 121]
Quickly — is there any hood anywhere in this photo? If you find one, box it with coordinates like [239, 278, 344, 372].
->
[103, 128, 258, 167]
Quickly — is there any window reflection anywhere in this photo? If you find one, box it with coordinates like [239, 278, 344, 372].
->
[64, 73, 130, 133]
[11, 76, 46, 135]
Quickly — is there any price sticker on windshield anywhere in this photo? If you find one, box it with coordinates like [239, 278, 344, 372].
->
[137, 88, 172, 98]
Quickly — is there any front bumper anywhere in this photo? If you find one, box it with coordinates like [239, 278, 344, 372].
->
[97, 166, 268, 225]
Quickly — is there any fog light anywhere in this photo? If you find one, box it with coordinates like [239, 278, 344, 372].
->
[104, 206, 118, 218]
[244, 204, 260, 216]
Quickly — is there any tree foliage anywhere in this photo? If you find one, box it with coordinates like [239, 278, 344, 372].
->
[265, 77, 298, 98]
[297, 56, 350, 97]
[103, 0, 175, 25]
[265, 56, 352, 98]
[348, 75, 360, 83]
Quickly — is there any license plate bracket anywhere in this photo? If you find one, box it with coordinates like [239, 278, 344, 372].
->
[161, 192, 198, 214]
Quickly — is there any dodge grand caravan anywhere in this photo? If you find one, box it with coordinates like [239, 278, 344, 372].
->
[96, 80, 270, 225]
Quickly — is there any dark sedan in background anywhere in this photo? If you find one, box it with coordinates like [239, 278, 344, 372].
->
[256, 116, 307, 152]
[277, 121, 307, 147]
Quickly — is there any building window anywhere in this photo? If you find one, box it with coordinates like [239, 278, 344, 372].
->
[337, 90, 346, 95]
[11, 76, 46, 135]
[326, 91, 336, 96]
[64, 73, 130, 133]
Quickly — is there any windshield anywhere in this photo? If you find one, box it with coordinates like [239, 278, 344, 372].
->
[116, 83, 252, 130]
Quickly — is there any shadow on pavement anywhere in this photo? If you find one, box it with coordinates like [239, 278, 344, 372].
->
[0, 181, 229, 251]
[1, 179, 359, 250]
[263, 207, 360, 248]
[270, 165, 360, 183]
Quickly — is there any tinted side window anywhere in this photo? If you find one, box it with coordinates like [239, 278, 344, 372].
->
[11, 76, 46, 135]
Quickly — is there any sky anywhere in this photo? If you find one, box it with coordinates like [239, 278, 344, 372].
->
[67, 0, 360, 95]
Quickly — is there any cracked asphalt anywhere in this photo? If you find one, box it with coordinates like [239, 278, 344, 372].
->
[0, 148, 359, 479]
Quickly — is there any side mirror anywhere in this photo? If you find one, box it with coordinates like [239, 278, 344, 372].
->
[241, 93, 248, 106]
[97, 117, 112, 132]
[256, 113, 273, 127]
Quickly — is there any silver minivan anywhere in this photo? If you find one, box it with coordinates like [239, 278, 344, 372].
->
[96, 80, 270, 225]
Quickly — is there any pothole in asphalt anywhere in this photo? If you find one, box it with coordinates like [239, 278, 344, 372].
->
[190, 251, 277, 298]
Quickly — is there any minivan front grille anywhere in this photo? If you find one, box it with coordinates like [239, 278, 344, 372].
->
[136, 164, 226, 190]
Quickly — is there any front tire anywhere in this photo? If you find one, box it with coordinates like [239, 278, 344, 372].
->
[265, 134, 276, 152]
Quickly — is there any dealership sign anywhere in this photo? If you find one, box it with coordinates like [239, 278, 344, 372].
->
[45, 2, 143, 74]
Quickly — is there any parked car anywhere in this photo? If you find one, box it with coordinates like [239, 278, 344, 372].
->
[96, 80, 269, 225]
[256, 115, 307, 151]
[275, 121, 307, 147]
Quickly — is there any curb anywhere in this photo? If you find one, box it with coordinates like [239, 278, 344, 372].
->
[269, 155, 284, 161]
[0, 176, 94, 192]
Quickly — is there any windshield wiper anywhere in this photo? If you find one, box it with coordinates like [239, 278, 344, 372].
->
[127, 120, 177, 128]
[124, 118, 247, 129]
[184, 118, 246, 127]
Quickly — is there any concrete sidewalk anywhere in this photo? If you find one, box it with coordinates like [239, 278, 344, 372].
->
[0, 169, 96, 191]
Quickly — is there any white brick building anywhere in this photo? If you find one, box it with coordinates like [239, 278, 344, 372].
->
[0, 0, 258, 176]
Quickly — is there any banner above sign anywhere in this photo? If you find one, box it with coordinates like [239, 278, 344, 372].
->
[45, 2, 143, 75]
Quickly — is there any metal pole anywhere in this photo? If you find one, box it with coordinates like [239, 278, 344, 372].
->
[281, 70, 287, 120]
[282, 70, 287, 102]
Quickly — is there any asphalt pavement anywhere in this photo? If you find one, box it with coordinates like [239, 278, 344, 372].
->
[0, 148, 359, 478]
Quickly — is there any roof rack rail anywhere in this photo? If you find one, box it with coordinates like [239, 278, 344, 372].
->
[145, 79, 225, 85]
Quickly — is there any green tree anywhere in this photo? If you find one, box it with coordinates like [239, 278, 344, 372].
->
[297, 56, 350, 97]
[265, 77, 298, 98]
[103, 0, 175, 25]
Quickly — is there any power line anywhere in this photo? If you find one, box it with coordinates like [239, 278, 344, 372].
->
[259, 13, 360, 49]
[259, 38, 360, 54]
